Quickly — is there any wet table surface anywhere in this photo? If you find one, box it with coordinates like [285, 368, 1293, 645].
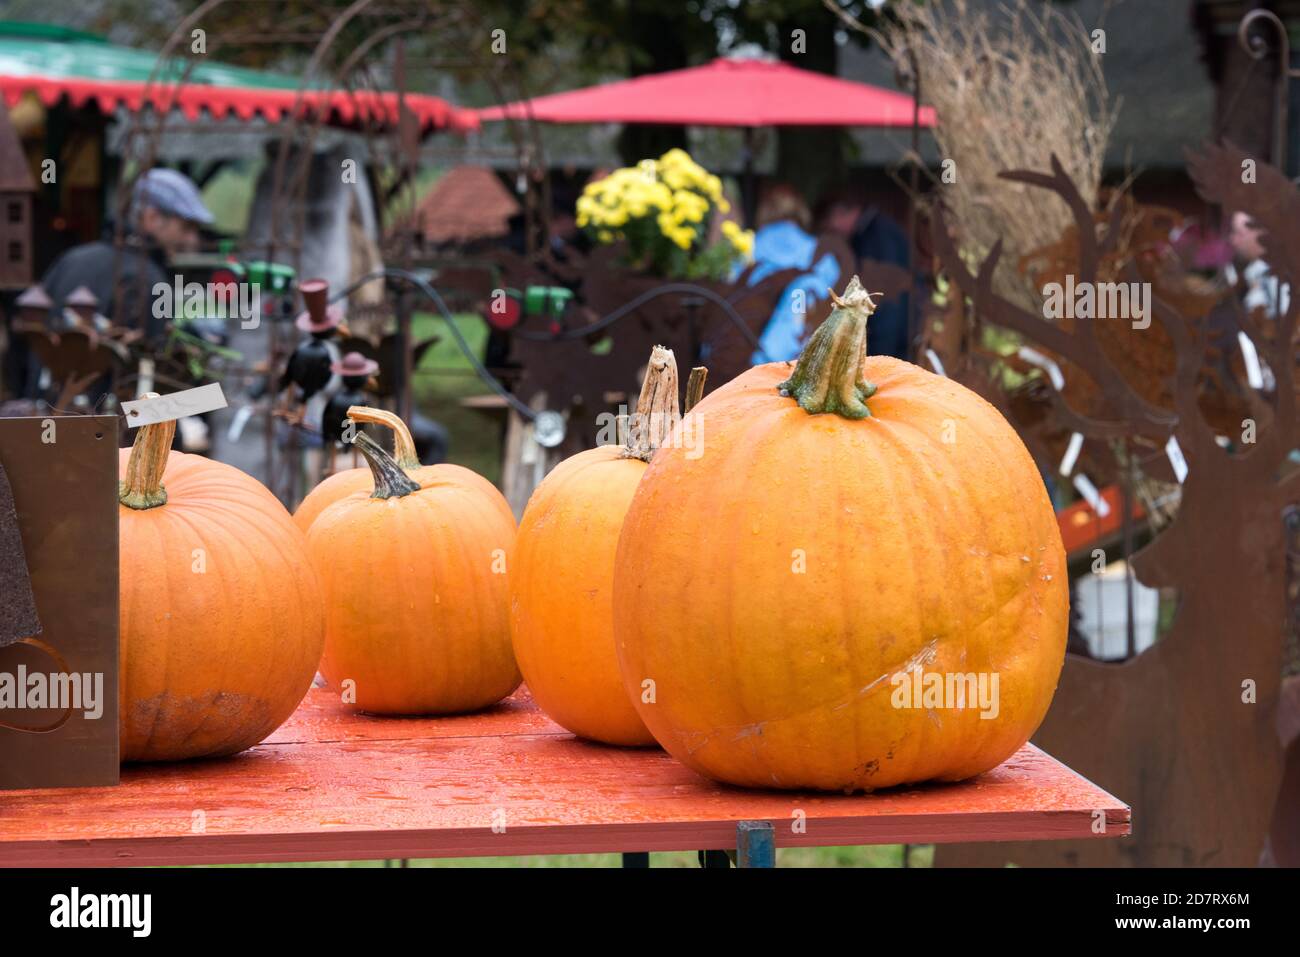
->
[0, 687, 1130, 866]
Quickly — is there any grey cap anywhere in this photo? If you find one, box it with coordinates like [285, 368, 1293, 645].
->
[132, 167, 214, 226]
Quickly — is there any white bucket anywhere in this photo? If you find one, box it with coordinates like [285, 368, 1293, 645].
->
[1074, 561, 1160, 661]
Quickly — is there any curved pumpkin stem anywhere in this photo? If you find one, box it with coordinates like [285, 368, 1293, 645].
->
[621, 345, 680, 462]
[346, 405, 420, 470]
[352, 431, 420, 500]
[119, 393, 174, 510]
[777, 275, 879, 419]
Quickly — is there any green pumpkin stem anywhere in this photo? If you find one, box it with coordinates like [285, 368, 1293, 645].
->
[346, 405, 421, 471]
[621, 344, 680, 462]
[118, 394, 174, 510]
[777, 275, 878, 419]
[353, 431, 420, 499]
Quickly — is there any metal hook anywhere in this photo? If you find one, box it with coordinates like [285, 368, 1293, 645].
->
[1237, 9, 1297, 171]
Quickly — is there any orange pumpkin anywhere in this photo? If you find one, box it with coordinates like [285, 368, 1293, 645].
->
[510, 346, 682, 746]
[614, 277, 1069, 791]
[293, 406, 507, 532]
[307, 431, 519, 714]
[118, 412, 324, 761]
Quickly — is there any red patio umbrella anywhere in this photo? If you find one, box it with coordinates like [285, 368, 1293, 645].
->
[478, 56, 934, 222]
[478, 56, 934, 128]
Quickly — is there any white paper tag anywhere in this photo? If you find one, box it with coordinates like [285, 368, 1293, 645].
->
[136, 356, 155, 397]
[1018, 346, 1065, 391]
[1058, 431, 1084, 477]
[924, 348, 946, 377]
[122, 383, 227, 427]
[1237, 331, 1265, 390]
[520, 427, 539, 465]
[1072, 473, 1110, 518]
[1165, 435, 1188, 484]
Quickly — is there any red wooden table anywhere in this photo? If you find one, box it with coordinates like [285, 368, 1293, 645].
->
[0, 687, 1130, 867]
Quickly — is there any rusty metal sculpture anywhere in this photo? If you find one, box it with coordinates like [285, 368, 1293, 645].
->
[928, 143, 1298, 867]
[505, 272, 794, 457]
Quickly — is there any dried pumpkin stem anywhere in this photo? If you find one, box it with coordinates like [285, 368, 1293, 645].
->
[353, 431, 420, 499]
[118, 393, 174, 510]
[346, 405, 420, 470]
[621, 345, 680, 462]
[777, 275, 878, 419]
[684, 366, 708, 413]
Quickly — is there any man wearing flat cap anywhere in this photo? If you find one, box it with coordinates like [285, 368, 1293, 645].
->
[41, 167, 214, 343]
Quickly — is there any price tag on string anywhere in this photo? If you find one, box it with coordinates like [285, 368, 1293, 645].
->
[1058, 431, 1084, 477]
[1017, 346, 1065, 391]
[1072, 472, 1110, 518]
[121, 383, 228, 428]
[1165, 435, 1188, 484]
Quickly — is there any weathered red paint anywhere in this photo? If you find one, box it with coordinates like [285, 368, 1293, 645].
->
[0, 688, 1129, 866]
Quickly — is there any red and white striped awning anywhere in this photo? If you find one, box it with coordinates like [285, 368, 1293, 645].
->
[0, 73, 480, 134]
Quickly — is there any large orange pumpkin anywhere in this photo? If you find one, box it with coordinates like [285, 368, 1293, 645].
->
[614, 277, 1069, 791]
[510, 346, 682, 746]
[307, 431, 519, 714]
[293, 406, 507, 532]
[118, 413, 324, 761]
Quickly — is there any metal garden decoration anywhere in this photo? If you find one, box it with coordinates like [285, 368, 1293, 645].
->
[930, 143, 1299, 868]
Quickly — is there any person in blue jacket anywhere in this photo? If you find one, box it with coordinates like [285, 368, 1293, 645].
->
[742, 183, 841, 364]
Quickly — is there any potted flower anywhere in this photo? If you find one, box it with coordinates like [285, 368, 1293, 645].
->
[576, 149, 753, 280]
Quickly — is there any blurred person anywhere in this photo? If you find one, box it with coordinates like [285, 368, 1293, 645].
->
[42, 167, 213, 343]
[1215, 209, 1291, 400]
[1225, 210, 1289, 320]
[745, 182, 842, 364]
[817, 189, 912, 360]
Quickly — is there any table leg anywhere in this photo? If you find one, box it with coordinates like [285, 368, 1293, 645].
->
[736, 820, 775, 868]
[697, 849, 731, 868]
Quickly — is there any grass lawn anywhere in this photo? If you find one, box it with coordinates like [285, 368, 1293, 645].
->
[211, 845, 935, 868]
[409, 311, 505, 486]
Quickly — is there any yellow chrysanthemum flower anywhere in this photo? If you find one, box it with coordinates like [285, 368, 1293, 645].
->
[727, 227, 755, 258]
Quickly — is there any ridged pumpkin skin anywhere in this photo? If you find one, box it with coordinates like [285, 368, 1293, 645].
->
[294, 467, 373, 532]
[118, 449, 325, 761]
[511, 445, 656, 746]
[307, 445, 520, 714]
[614, 292, 1068, 792]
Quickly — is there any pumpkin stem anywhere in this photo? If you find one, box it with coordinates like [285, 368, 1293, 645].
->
[352, 431, 420, 499]
[118, 393, 174, 510]
[684, 366, 708, 413]
[777, 275, 879, 419]
[621, 345, 680, 462]
[346, 405, 420, 470]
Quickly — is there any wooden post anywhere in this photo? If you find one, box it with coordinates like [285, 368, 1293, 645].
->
[501, 391, 563, 518]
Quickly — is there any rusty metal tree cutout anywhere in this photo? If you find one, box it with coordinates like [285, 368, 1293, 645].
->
[931, 144, 1299, 867]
